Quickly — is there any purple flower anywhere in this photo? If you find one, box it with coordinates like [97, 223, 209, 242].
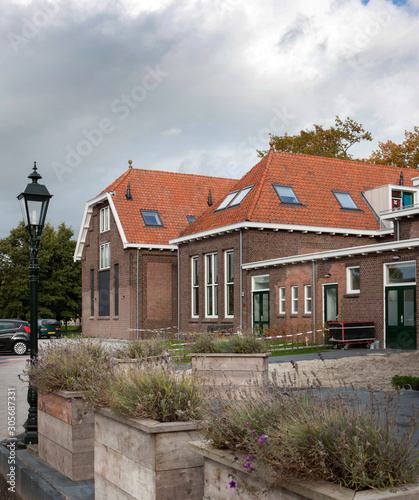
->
[290, 360, 295, 368]
[258, 434, 268, 445]
[244, 422, 250, 427]
[251, 430, 256, 435]
[318, 351, 324, 362]
[307, 435, 314, 442]
[243, 462, 253, 472]
[68, 398, 72, 404]
[228, 479, 237, 489]
[246, 454, 253, 462]
[97, 376, 101, 380]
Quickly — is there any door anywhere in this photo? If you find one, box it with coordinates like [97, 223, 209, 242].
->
[324, 284, 338, 323]
[386, 286, 416, 349]
[253, 291, 269, 333]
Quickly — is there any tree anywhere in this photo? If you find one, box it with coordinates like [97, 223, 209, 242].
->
[259, 116, 372, 159]
[0, 222, 81, 322]
[367, 126, 419, 169]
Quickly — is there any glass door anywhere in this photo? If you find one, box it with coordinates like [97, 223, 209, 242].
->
[386, 286, 416, 349]
[324, 284, 338, 323]
[253, 291, 270, 333]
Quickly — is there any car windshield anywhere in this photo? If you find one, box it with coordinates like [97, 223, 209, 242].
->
[42, 320, 59, 326]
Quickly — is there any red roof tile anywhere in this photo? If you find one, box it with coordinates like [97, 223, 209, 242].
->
[179, 150, 419, 236]
[99, 168, 236, 245]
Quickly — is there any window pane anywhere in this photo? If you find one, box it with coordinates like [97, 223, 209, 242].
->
[229, 186, 253, 207]
[387, 262, 416, 284]
[404, 289, 415, 326]
[141, 210, 162, 226]
[333, 192, 358, 210]
[274, 185, 300, 204]
[217, 191, 239, 210]
[388, 290, 398, 326]
[253, 275, 270, 290]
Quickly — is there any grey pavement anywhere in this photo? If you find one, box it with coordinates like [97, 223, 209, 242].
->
[0, 346, 418, 500]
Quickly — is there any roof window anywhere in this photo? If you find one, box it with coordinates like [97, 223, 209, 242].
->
[273, 185, 301, 205]
[333, 191, 359, 210]
[141, 210, 162, 226]
[216, 186, 253, 211]
[186, 215, 196, 224]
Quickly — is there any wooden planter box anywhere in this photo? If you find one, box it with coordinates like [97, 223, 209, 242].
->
[94, 408, 204, 500]
[190, 353, 269, 397]
[189, 441, 419, 500]
[37, 390, 94, 481]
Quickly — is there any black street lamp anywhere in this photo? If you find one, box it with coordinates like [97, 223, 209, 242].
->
[17, 162, 52, 446]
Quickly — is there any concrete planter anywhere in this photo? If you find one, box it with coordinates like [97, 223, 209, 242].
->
[111, 355, 166, 372]
[37, 390, 94, 481]
[190, 353, 269, 397]
[189, 441, 419, 500]
[94, 408, 204, 500]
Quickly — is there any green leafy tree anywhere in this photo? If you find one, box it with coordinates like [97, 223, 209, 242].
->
[259, 116, 372, 159]
[0, 222, 81, 322]
[367, 126, 419, 169]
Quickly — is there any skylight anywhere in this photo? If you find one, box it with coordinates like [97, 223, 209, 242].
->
[186, 215, 196, 224]
[141, 210, 162, 226]
[216, 186, 253, 211]
[273, 185, 301, 204]
[333, 191, 359, 210]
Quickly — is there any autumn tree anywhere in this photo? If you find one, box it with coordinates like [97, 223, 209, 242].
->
[0, 222, 81, 322]
[259, 116, 372, 159]
[367, 126, 419, 169]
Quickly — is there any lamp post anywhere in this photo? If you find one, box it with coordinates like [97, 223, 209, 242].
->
[17, 162, 52, 446]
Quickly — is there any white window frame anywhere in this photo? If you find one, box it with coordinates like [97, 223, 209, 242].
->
[304, 285, 312, 314]
[100, 242, 110, 269]
[279, 287, 285, 314]
[205, 253, 218, 318]
[346, 266, 360, 293]
[191, 256, 199, 318]
[100, 206, 110, 233]
[384, 261, 416, 286]
[225, 250, 234, 318]
[291, 286, 298, 314]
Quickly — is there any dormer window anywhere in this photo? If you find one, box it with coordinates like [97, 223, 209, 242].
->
[141, 210, 162, 226]
[333, 191, 359, 210]
[392, 190, 414, 210]
[216, 186, 253, 211]
[273, 185, 301, 205]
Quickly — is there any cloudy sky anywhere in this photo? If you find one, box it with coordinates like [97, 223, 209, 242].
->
[1, 0, 418, 239]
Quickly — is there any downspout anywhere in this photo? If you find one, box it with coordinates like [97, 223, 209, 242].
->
[240, 229, 243, 332]
[312, 260, 316, 344]
[177, 245, 180, 334]
[396, 220, 400, 241]
[136, 249, 139, 340]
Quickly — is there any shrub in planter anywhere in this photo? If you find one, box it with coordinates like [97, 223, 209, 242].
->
[201, 362, 419, 493]
[391, 375, 419, 391]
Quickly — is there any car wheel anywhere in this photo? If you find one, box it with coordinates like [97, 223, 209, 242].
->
[13, 341, 28, 355]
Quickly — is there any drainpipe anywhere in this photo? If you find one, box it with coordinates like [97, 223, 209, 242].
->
[136, 249, 139, 340]
[240, 229, 243, 332]
[312, 260, 316, 343]
[177, 245, 180, 334]
[396, 220, 400, 241]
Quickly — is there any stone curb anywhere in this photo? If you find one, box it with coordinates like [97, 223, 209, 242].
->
[0, 440, 64, 500]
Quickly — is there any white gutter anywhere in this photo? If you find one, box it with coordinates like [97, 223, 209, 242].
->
[125, 243, 177, 250]
[243, 237, 419, 270]
[170, 221, 392, 245]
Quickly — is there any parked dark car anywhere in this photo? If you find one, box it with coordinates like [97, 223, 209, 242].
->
[38, 319, 61, 339]
[0, 319, 30, 355]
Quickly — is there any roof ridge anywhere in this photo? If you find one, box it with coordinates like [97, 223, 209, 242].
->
[246, 145, 275, 220]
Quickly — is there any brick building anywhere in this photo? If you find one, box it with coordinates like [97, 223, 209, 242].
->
[171, 144, 419, 349]
[74, 162, 235, 338]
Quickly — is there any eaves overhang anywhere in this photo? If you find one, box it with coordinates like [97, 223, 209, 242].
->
[243, 237, 419, 270]
[169, 221, 393, 245]
[124, 243, 177, 251]
[73, 192, 127, 262]
[380, 205, 419, 221]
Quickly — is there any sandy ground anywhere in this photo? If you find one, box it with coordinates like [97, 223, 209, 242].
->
[269, 351, 419, 391]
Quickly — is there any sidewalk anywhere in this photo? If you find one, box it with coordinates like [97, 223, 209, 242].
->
[0, 348, 418, 500]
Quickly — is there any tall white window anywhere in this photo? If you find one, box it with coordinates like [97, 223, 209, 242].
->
[291, 286, 298, 314]
[225, 250, 234, 318]
[346, 266, 360, 293]
[100, 206, 110, 233]
[191, 256, 199, 318]
[100, 242, 110, 269]
[279, 287, 285, 314]
[205, 253, 218, 317]
[304, 285, 312, 314]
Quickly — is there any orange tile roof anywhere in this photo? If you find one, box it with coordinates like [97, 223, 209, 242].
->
[100, 168, 236, 245]
[179, 149, 419, 236]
